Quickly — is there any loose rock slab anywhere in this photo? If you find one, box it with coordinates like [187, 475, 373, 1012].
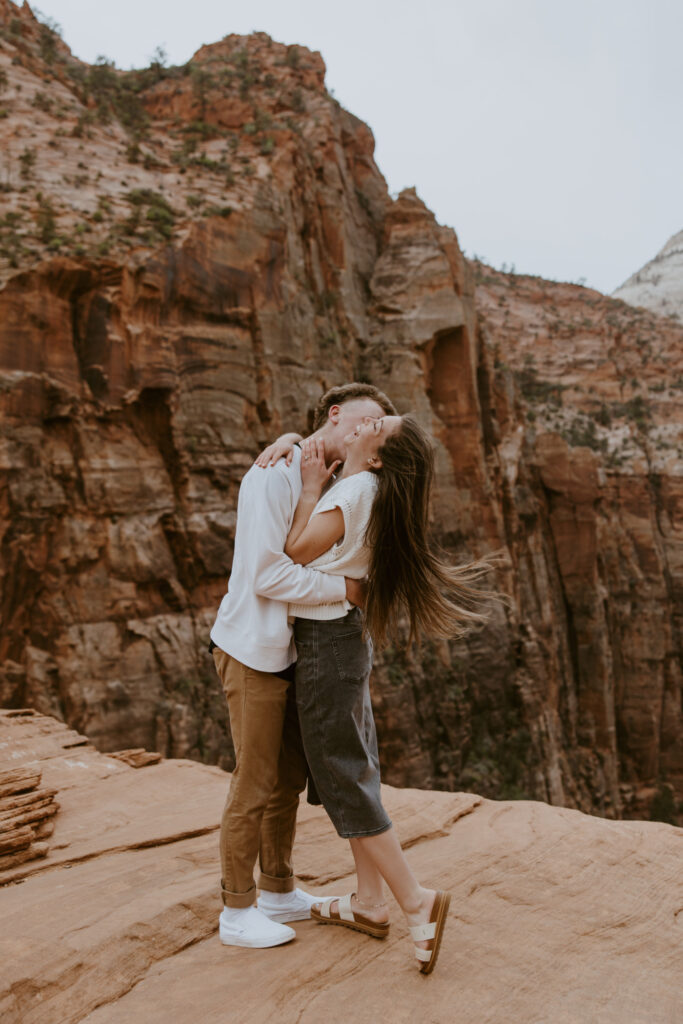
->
[0, 715, 61, 871]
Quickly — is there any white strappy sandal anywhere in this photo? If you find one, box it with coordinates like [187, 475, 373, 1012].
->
[311, 893, 390, 940]
[409, 890, 451, 974]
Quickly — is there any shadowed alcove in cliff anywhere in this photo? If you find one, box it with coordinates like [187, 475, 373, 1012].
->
[423, 325, 481, 475]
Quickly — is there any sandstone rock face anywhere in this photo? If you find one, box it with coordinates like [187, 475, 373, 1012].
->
[613, 228, 683, 322]
[1, 710, 681, 1024]
[469, 265, 683, 824]
[0, 6, 681, 824]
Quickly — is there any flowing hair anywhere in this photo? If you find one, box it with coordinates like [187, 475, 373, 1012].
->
[364, 415, 496, 646]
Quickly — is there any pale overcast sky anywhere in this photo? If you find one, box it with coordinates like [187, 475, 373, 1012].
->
[27, 0, 683, 294]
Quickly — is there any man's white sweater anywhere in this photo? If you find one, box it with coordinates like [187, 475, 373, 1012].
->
[210, 446, 346, 672]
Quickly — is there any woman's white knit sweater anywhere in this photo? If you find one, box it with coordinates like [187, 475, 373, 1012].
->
[289, 471, 378, 621]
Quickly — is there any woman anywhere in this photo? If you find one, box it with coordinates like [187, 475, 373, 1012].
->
[271, 413, 493, 974]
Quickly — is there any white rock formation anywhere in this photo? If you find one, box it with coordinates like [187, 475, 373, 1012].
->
[613, 229, 683, 320]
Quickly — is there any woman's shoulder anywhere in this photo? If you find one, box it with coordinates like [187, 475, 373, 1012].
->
[335, 471, 378, 496]
[315, 471, 377, 517]
[321, 472, 377, 510]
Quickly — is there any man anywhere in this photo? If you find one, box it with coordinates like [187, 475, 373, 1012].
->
[211, 383, 397, 949]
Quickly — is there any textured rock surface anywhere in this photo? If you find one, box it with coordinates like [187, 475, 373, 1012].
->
[613, 228, 683, 322]
[1, 711, 681, 1024]
[470, 265, 683, 823]
[0, 4, 681, 824]
[0, 765, 57, 871]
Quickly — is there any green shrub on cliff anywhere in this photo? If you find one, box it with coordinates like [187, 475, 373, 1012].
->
[123, 189, 175, 241]
[595, 403, 612, 427]
[33, 7, 62, 64]
[461, 716, 534, 801]
[19, 147, 36, 180]
[146, 204, 174, 238]
[622, 395, 651, 429]
[650, 783, 678, 826]
[0, 210, 26, 266]
[563, 415, 607, 453]
[228, 48, 257, 98]
[31, 90, 53, 113]
[77, 57, 150, 138]
[291, 88, 305, 113]
[204, 205, 232, 218]
[36, 195, 57, 244]
[38, 24, 59, 64]
[514, 358, 564, 407]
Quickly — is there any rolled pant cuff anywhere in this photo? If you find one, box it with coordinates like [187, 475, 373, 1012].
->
[222, 882, 256, 909]
[258, 872, 295, 894]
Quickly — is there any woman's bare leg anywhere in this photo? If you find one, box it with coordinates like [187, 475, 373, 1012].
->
[348, 837, 389, 922]
[313, 827, 437, 950]
[314, 838, 389, 922]
[354, 827, 436, 949]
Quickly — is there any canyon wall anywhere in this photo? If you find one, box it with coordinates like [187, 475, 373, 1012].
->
[0, 3, 681, 823]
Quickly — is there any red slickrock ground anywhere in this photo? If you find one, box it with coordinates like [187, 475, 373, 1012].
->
[1, 709, 681, 1024]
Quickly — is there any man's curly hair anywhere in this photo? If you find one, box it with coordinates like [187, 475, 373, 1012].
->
[311, 382, 397, 431]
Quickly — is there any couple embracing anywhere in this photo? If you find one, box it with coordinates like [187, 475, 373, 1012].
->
[209, 382, 490, 975]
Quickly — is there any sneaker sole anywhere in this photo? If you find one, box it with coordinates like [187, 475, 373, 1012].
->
[257, 909, 312, 923]
[219, 930, 295, 949]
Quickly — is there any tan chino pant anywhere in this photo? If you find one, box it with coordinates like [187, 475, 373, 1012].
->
[213, 648, 308, 908]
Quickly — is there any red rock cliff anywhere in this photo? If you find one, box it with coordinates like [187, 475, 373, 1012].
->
[0, 4, 681, 824]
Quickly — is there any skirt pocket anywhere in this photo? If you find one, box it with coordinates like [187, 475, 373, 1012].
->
[331, 630, 372, 683]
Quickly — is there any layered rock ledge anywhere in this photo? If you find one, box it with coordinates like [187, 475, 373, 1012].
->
[1, 709, 680, 1024]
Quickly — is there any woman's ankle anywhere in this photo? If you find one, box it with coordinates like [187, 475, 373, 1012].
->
[352, 892, 389, 920]
[355, 891, 386, 909]
[401, 886, 434, 918]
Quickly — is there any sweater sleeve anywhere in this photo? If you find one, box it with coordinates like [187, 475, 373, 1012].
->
[251, 465, 347, 604]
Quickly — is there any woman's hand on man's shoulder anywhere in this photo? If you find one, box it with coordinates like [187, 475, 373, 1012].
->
[254, 432, 302, 468]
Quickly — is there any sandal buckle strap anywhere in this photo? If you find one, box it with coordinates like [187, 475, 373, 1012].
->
[338, 893, 355, 922]
[409, 922, 436, 941]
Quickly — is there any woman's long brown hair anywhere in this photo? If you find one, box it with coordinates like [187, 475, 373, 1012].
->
[364, 415, 496, 646]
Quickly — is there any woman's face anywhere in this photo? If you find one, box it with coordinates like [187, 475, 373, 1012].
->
[344, 415, 402, 468]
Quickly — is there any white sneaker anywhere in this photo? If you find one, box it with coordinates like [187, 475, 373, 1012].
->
[257, 887, 336, 923]
[219, 906, 296, 948]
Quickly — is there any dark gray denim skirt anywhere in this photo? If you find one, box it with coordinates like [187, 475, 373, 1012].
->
[293, 608, 392, 839]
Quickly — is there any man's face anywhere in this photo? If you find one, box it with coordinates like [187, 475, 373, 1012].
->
[330, 398, 387, 458]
